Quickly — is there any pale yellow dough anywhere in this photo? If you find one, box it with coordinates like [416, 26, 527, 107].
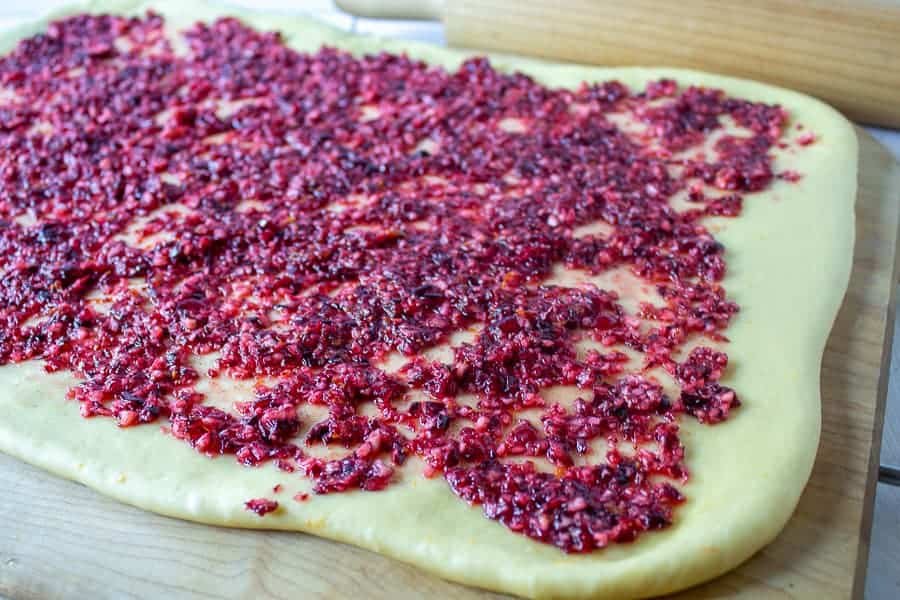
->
[0, 2, 857, 599]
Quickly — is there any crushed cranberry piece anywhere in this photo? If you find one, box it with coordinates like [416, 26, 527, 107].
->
[796, 132, 816, 146]
[779, 170, 803, 183]
[245, 498, 279, 516]
[0, 13, 804, 553]
[307, 457, 395, 493]
[679, 383, 739, 424]
[673, 347, 728, 391]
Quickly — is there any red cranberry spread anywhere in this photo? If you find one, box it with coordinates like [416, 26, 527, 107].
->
[0, 13, 801, 552]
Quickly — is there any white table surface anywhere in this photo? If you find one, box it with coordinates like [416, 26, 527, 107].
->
[1, 1, 898, 598]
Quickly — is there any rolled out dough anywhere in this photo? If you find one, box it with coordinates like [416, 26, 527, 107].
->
[0, 1, 856, 598]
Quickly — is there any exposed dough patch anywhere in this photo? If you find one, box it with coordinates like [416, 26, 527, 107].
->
[498, 117, 528, 133]
[215, 97, 261, 119]
[113, 36, 134, 54]
[671, 115, 744, 162]
[116, 203, 197, 248]
[85, 277, 149, 315]
[572, 220, 615, 239]
[543, 262, 663, 314]
[160, 172, 182, 185]
[421, 327, 482, 364]
[12, 212, 38, 227]
[605, 111, 648, 142]
[413, 138, 440, 155]
[27, 120, 54, 136]
[0, 86, 19, 103]
[359, 104, 381, 122]
[235, 199, 269, 213]
[201, 132, 231, 145]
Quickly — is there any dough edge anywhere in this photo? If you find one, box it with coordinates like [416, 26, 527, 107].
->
[0, 1, 857, 599]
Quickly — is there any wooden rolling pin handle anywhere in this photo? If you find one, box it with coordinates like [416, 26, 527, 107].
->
[334, 0, 444, 21]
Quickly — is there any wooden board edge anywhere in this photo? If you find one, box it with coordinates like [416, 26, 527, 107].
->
[851, 129, 900, 599]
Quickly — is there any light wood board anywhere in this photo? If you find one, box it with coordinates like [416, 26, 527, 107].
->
[440, 0, 900, 128]
[0, 130, 897, 600]
[338, 0, 900, 128]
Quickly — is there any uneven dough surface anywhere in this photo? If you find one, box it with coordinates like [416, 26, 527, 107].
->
[0, 1, 857, 598]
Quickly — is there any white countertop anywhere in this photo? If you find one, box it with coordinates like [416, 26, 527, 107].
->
[1, 1, 898, 598]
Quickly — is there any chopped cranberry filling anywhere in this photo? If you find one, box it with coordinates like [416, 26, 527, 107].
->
[446, 459, 683, 552]
[0, 12, 803, 552]
[245, 498, 278, 516]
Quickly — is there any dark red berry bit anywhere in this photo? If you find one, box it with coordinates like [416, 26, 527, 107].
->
[245, 498, 278, 516]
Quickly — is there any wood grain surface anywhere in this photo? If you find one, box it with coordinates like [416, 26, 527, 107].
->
[436, 0, 900, 129]
[0, 131, 897, 599]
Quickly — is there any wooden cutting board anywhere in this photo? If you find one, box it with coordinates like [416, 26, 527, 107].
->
[338, 0, 900, 129]
[0, 130, 897, 600]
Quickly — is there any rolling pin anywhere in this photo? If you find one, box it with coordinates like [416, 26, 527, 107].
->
[335, 0, 900, 128]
